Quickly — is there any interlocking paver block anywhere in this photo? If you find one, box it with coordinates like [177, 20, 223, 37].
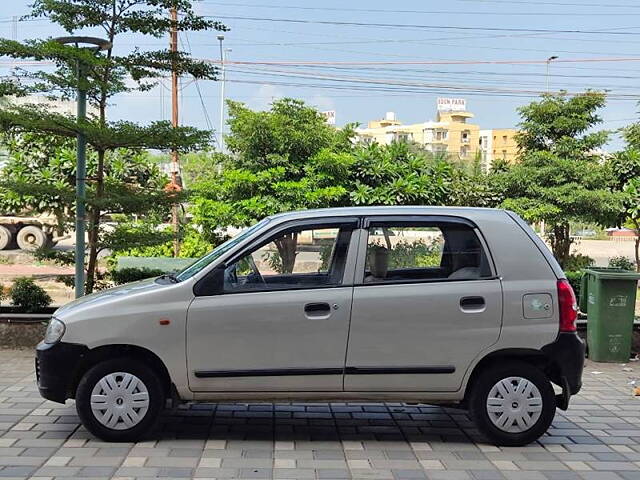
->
[1, 350, 639, 479]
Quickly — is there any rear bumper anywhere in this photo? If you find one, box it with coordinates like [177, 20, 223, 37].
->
[36, 341, 88, 404]
[542, 332, 585, 396]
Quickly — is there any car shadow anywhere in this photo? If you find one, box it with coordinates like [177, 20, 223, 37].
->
[151, 402, 486, 444]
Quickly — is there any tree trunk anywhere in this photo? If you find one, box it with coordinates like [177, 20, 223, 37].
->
[274, 232, 298, 274]
[549, 222, 572, 268]
[633, 220, 640, 273]
[84, 149, 105, 294]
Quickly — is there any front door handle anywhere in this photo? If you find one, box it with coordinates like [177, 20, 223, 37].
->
[304, 302, 331, 318]
[460, 296, 486, 312]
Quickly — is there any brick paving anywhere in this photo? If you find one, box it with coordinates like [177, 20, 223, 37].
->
[0, 349, 639, 479]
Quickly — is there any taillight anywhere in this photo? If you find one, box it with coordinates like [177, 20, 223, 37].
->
[557, 279, 577, 332]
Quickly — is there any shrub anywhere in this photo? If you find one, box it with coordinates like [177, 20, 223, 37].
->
[563, 254, 594, 272]
[608, 255, 635, 271]
[564, 271, 583, 302]
[9, 277, 52, 313]
[110, 267, 165, 285]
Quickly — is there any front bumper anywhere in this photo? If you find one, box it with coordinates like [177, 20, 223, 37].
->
[542, 332, 586, 406]
[36, 341, 88, 404]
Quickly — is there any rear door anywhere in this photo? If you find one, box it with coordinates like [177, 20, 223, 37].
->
[345, 216, 502, 391]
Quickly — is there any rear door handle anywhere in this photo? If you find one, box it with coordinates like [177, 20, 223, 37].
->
[460, 296, 486, 312]
[304, 302, 332, 318]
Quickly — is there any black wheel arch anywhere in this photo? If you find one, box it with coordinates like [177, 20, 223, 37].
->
[463, 348, 557, 406]
[69, 344, 173, 399]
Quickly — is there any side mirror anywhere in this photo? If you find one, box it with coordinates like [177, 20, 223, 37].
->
[193, 263, 226, 296]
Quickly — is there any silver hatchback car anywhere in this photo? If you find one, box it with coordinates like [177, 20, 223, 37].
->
[36, 207, 584, 445]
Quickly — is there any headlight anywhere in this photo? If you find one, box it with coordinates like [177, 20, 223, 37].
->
[44, 318, 65, 344]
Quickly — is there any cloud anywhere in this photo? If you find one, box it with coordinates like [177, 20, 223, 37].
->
[248, 84, 285, 111]
[310, 95, 336, 113]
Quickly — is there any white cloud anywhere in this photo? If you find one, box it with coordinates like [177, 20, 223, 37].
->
[248, 83, 285, 111]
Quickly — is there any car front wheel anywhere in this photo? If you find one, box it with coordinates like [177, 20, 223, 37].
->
[469, 362, 556, 446]
[75, 358, 165, 442]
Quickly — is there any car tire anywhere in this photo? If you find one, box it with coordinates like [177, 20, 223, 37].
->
[469, 362, 556, 446]
[75, 358, 165, 442]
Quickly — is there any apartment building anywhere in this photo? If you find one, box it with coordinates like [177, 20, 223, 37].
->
[355, 99, 518, 171]
[479, 128, 519, 169]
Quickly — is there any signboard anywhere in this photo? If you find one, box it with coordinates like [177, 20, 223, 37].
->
[321, 110, 336, 125]
[437, 98, 467, 112]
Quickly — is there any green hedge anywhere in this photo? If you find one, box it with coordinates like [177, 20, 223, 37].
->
[110, 267, 165, 285]
[565, 271, 583, 300]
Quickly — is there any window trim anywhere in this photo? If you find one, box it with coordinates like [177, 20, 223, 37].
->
[356, 215, 497, 286]
[200, 217, 359, 296]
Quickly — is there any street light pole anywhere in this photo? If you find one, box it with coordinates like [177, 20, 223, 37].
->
[217, 34, 226, 153]
[546, 55, 558, 93]
[54, 36, 110, 298]
[75, 61, 87, 297]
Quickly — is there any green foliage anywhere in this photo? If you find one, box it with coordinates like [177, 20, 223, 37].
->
[608, 256, 636, 271]
[385, 239, 442, 269]
[494, 92, 624, 267]
[0, 283, 6, 305]
[190, 99, 493, 241]
[112, 226, 213, 259]
[564, 271, 583, 300]
[610, 128, 640, 272]
[9, 277, 52, 313]
[0, 0, 225, 294]
[563, 254, 595, 272]
[110, 267, 165, 286]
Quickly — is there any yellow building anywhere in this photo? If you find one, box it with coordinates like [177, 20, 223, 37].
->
[356, 110, 479, 160]
[479, 128, 519, 169]
[355, 101, 519, 171]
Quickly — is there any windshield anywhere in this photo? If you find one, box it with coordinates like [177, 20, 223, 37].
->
[174, 218, 270, 282]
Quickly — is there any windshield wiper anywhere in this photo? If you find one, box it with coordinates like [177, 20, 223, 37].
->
[157, 273, 180, 283]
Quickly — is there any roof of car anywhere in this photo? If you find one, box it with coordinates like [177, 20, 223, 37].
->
[268, 206, 509, 222]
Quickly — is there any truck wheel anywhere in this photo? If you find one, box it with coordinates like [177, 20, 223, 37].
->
[0, 226, 12, 250]
[469, 362, 556, 446]
[16, 226, 47, 251]
[75, 358, 165, 442]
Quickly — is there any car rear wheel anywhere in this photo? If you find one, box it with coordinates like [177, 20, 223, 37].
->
[75, 358, 164, 442]
[469, 362, 556, 446]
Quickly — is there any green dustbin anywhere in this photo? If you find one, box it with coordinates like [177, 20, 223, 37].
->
[580, 267, 640, 363]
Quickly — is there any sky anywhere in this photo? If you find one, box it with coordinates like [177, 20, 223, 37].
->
[2, 0, 640, 150]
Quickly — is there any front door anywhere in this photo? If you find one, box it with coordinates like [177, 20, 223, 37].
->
[187, 220, 357, 392]
[345, 216, 503, 392]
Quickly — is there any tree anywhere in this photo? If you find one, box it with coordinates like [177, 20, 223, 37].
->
[0, 133, 178, 277]
[494, 92, 624, 267]
[190, 99, 486, 258]
[0, 0, 224, 293]
[610, 138, 640, 272]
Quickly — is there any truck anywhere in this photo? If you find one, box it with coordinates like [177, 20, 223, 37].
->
[0, 214, 69, 251]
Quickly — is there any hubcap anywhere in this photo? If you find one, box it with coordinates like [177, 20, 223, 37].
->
[486, 376, 543, 433]
[90, 372, 150, 430]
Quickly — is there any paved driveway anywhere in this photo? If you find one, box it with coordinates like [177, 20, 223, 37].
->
[0, 349, 639, 480]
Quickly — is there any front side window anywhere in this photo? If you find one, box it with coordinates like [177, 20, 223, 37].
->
[224, 225, 352, 293]
[362, 222, 492, 284]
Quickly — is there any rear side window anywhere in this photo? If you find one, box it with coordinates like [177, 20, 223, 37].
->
[362, 221, 492, 284]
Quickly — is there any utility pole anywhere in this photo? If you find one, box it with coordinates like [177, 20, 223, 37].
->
[217, 35, 226, 153]
[169, 6, 181, 256]
[546, 55, 558, 93]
